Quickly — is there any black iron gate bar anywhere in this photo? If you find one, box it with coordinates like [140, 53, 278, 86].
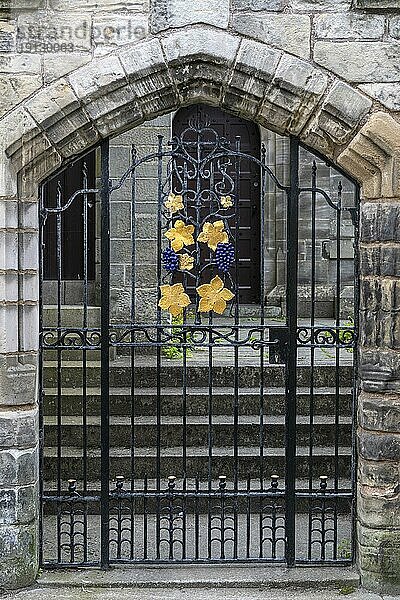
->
[39, 120, 357, 568]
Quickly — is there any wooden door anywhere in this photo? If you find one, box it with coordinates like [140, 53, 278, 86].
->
[173, 104, 261, 304]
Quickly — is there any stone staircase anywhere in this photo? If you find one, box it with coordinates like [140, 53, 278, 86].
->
[41, 305, 354, 491]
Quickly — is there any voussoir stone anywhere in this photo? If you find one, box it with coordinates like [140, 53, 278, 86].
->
[259, 54, 328, 135]
[359, 82, 400, 111]
[303, 81, 372, 158]
[68, 54, 127, 103]
[225, 39, 281, 117]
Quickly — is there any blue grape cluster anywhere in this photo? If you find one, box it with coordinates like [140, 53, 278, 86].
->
[163, 247, 179, 272]
[215, 243, 235, 273]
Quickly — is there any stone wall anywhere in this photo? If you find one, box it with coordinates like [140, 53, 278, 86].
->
[0, 0, 399, 593]
[109, 116, 170, 323]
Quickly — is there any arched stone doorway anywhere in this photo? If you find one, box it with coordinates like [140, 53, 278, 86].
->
[0, 26, 399, 593]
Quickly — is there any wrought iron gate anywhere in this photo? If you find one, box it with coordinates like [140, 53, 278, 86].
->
[39, 116, 358, 568]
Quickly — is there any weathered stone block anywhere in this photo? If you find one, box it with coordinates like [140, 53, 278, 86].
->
[260, 54, 328, 135]
[360, 277, 400, 348]
[111, 202, 131, 239]
[359, 393, 400, 433]
[0, 54, 41, 74]
[224, 39, 281, 118]
[359, 83, 400, 111]
[151, 0, 230, 33]
[120, 37, 176, 115]
[0, 74, 42, 119]
[290, 0, 351, 9]
[0, 357, 37, 406]
[0, 484, 37, 525]
[360, 244, 400, 277]
[360, 348, 400, 392]
[232, 13, 311, 58]
[0, 408, 38, 449]
[68, 54, 127, 103]
[359, 429, 400, 462]
[358, 525, 400, 594]
[358, 492, 400, 528]
[111, 238, 157, 264]
[315, 13, 385, 39]
[0, 20, 15, 52]
[232, 0, 285, 9]
[355, 0, 400, 8]
[361, 203, 400, 243]
[43, 54, 91, 85]
[17, 11, 93, 52]
[314, 41, 400, 82]
[162, 27, 239, 104]
[302, 81, 371, 156]
[0, 521, 38, 589]
[0, 448, 37, 487]
[359, 455, 400, 488]
[49, 0, 148, 10]
[93, 14, 148, 54]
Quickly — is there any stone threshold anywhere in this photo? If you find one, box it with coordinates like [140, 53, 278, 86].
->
[38, 565, 360, 590]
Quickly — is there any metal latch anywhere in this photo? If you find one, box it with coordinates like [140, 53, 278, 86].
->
[268, 326, 289, 364]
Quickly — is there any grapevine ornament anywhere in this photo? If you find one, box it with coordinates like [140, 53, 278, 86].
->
[198, 220, 228, 251]
[197, 275, 234, 315]
[220, 195, 233, 208]
[162, 248, 179, 272]
[159, 283, 191, 317]
[215, 242, 235, 273]
[179, 254, 194, 271]
[165, 220, 195, 252]
[164, 193, 184, 215]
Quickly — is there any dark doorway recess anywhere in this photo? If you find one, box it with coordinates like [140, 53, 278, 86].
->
[42, 151, 96, 281]
[173, 104, 261, 303]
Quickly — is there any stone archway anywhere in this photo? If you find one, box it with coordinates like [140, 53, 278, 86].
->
[0, 25, 399, 593]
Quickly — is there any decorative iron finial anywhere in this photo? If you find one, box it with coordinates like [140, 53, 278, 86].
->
[115, 475, 125, 492]
[271, 474, 279, 490]
[68, 479, 77, 495]
[219, 475, 227, 491]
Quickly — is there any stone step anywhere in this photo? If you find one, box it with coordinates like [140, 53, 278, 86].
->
[42, 446, 352, 481]
[42, 361, 354, 388]
[43, 305, 101, 327]
[37, 565, 360, 592]
[42, 386, 353, 417]
[43, 415, 352, 448]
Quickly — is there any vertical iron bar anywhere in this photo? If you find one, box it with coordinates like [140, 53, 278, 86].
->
[233, 136, 241, 560]
[333, 181, 342, 559]
[100, 138, 111, 569]
[56, 180, 62, 564]
[82, 162, 89, 563]
[285, 136, 299, 566]
[38, 187, 45, 567]
[308, 160, 317, 561]
[130, 144, 137, 560]
[351, 187, 360, 563]
[259, 144, 266, 552]
[156, 134, 164, 560]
